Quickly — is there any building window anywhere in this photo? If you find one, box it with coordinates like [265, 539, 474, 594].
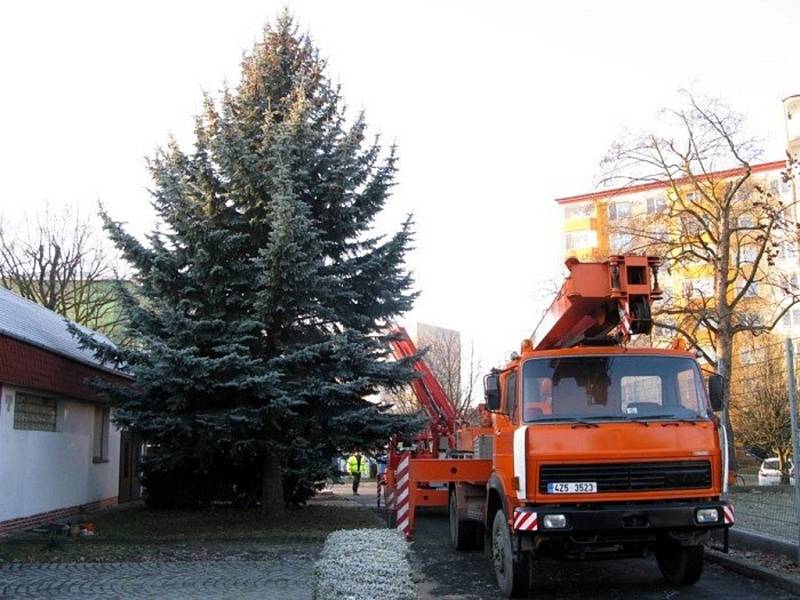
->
[14, 392, 58, 432]
[737, 214, 755, 229]
[564, 202, 595, 219]
[739, 347, 764, 365]
[646, 195, 667, 214]
[736, 280, 758, 297]
[651, 226, 669, 242]
[680, 214, 705, 235]
[683, 277, 714, 298]
[610, 232, 634, 252]
[93, 406, 111, 462]
[740, 246, 757, 263]
[608, 201, 631, 220]
[782, 306, 800, 329]
[565, 230, 597, 250]
[779, 241, 798, 260]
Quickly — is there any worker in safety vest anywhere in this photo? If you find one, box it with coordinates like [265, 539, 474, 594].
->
[347, 451, 366, 495]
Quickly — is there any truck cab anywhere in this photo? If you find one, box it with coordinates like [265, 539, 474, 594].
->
[478, 257, 732, 597]
[483, 346, 730, 594]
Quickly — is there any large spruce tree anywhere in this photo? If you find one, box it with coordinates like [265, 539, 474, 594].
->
[82, 13, 419, 516]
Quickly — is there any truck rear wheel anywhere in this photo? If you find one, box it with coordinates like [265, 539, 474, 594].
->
[449, 491, 483, 551]
[655, 542, 704, 586]
[491, 510, 530, 598]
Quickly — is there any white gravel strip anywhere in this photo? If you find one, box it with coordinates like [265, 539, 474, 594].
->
[313, 528, 415, 599]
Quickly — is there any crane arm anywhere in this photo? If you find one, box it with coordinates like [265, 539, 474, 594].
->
[388, 327, 459, 450]
[532, 255, 662, 351]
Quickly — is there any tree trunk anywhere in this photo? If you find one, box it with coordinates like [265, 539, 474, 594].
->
[716, 331, 738, 476]
[716, 212, 738, 478]
[261, 448, 285, 518]
[779, 448, 792, 485]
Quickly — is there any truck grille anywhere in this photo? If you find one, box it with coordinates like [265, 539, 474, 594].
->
[539, 461, 712, 493]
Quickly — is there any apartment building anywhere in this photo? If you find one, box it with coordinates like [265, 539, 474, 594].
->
[555, 160, 800, 352]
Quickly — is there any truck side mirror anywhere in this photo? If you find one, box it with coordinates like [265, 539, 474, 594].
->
[484, 374, 501, 411]
[708, 374, 724, 412]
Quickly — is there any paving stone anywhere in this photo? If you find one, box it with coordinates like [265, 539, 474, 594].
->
[0, 556, 314, 599]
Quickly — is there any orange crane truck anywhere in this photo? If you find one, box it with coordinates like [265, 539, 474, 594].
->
[384, 254, 733, 598]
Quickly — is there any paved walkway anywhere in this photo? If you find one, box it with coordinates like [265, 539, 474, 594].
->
[0, 553, 315, 599]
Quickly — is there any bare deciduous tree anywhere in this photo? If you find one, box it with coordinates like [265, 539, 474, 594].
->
[731, 339, 793, 483]
[0, 204, 125, 341]
[600, 92, 800, 471]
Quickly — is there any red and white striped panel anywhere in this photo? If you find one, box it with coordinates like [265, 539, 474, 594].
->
[618, 298, 632, 338]
[723, 504, 735, 525]
[395, 453, 412, 537]
[513, 509, 538, 532]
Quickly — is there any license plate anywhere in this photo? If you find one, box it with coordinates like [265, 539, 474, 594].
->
[547, 482, 597, 494]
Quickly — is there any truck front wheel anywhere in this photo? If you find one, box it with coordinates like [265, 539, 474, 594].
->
[491, 510, 530, 598]
[655, 542, 704, 586]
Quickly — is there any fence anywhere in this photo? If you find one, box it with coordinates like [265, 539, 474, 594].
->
[726, 337, 800, 555]
[729, 486, 797, 542]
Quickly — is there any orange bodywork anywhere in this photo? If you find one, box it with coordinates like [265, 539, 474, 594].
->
[400, 458, 493, 537]
[533, 255, 661, 349]
[386, 255, 724, 540]
[491, 348, 722, 522]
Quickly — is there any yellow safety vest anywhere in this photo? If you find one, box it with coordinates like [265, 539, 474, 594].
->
[347, 455, 369, 476]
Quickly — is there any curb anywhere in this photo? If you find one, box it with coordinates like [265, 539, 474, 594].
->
[706, 549, 800, 596]
[730, 528, 798, 561]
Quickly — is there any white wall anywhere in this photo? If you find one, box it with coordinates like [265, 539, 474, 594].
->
[0, 384, 120, 522]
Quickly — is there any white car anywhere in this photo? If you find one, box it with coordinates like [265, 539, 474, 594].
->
[758, 458, 792, 486]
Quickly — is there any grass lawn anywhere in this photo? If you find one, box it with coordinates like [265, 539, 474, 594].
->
[0, 494, 382, 564]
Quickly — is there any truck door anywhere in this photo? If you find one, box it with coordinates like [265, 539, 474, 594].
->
[493, 370, 518, 501]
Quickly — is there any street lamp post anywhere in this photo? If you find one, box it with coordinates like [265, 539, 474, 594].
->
[782, 94, 800, 560]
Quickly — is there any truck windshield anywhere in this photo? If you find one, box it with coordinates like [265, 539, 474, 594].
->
[522, 355, 708, 423]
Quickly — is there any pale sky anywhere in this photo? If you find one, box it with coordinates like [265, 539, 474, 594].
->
[1, 0, 799, 369]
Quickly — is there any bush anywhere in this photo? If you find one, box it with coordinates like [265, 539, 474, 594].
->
[313, 528, 415, 599]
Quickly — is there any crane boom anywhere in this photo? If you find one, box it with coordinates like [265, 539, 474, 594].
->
[531, 254, 662, 351]
[388, 327, 459, 453]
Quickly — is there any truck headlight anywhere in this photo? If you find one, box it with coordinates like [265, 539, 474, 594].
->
[696, 508, 720, 523]
[542, 514, 568, 529]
